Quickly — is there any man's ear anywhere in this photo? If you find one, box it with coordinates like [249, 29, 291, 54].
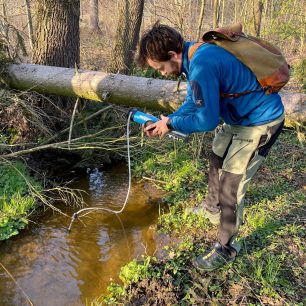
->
[168, 51, 178, 59]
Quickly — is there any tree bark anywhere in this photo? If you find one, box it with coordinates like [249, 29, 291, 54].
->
[107, 0, 145, 74]
[5, 64, 306, 122]
[32, 0, 80, 68]
[89, 0, 101, 33]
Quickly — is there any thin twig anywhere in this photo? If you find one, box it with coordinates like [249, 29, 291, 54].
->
[41, 104, 113, 145]
[0, 124, 126, 158]
[68, 97, 79, 149]
[0, 262, 34, 306]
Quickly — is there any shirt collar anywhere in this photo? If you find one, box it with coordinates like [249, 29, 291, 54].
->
[181, 41, 195, 77]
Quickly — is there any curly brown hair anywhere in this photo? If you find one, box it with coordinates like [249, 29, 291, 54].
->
[136, 21, 184, 68]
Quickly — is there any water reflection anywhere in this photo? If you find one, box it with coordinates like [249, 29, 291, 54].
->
[0, 164, 164, 306]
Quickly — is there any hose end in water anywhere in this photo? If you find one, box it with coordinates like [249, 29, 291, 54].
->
[67, 213, 78, 233]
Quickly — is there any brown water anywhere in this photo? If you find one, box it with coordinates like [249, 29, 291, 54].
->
[0, 165, 164, 306]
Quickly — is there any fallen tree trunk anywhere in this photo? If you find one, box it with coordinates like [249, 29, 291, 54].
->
[5, 64, 306, 121]
[5, 64, 184, 112]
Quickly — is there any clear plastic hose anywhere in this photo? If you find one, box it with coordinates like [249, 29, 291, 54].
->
[67, 112, 133, 232]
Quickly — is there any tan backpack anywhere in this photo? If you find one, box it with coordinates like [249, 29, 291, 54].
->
[188, 23, 290, 98]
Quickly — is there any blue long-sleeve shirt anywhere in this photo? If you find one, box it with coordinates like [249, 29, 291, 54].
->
[169, 42, 284, 134]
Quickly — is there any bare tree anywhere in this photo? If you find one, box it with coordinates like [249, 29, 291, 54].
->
[32, 0, 80, 68]
[300, 13, 305, 53]
[252, 0, 264, 37]
[196, 0, 205, 41]
[24, 0, 34, 50]
[0, 0, 10, 58]
[213, 0, 219, 28]
[220, 0, 225, 26]
[0, 0, 27, 59]
[234, 0, 241, 23]
[31, 0, 81, 115]
[146, 0, 199, 39]
[89, 0, 101, 33]
[107, 0, 145, 74]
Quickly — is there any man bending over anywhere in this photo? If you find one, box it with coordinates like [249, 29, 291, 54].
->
[136, 22, 284, 271]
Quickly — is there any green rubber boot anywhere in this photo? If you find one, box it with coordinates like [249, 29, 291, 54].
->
[192, 242, 235, 272]
[192, 239, 241, 272]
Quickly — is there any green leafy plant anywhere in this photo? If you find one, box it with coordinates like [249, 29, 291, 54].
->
[119, 256, 153, 285]
[0, 161, 40, 240]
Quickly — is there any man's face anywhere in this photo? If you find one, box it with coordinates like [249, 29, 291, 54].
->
[147, 52, 182, 77]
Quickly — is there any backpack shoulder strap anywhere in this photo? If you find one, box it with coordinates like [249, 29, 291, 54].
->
[188, 42, 205, 61]
[188, 23, 242, 61]
[202, 22, 243, 42]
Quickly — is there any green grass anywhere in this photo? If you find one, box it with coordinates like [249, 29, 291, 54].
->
[93, 128, 305, 305]
[0, 161, 41, 240]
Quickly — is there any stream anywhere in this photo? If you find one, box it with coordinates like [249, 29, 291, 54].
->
[0, 164, 165, 306]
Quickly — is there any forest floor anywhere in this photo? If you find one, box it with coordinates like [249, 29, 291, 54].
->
[98, 126, 305, 305]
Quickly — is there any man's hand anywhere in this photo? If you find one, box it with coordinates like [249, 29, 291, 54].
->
[144, 115, 171, 138]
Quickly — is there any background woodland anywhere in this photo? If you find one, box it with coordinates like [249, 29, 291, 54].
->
[0, 0, 305, 87]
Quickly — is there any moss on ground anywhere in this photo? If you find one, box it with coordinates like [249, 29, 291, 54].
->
[97, 127, 305, 306]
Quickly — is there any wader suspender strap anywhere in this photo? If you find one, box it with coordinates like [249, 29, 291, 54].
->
[187, 43, 265, 99]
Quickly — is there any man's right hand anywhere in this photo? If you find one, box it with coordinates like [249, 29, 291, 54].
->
[144, 115, 171, 138]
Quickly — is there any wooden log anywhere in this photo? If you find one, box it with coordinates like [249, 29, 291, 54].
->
[279, 92, 306, 122]
[5, 63, 306, 121]
[5, 64, 184, 112]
